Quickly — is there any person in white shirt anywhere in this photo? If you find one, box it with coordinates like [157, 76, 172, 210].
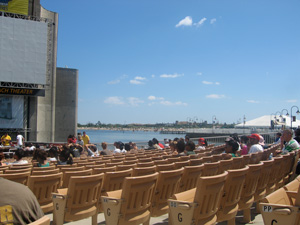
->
[248, 133, 264, 154]
[16, 132, 24, 147]
[10, 148, 28, 165]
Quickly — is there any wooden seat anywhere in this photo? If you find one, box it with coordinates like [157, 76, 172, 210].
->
[180, 156, 190, 161]
[218, 158, 233, 173]
[85, 164, 105, 169]
[178, 164, 204, 192]
[253, 159, 274, 213]
[189, 158, 203, 166]
[59, 166, 85, 173]
[123, 159, 138, 165]
[52, 173, 104, 225]
[132, 165, 157, 176]
[62, 169, 92, 188]
[4, 167, 32, 174]
[10, 164, 32, 169]
[153, 159, 169, 165]
[28, 215, 50, 225]
[77, 161, 96, 167]
[0, 165, 10, 172]
[116, 164, 137, 171]
[151, 167, 184, 217]
[266, 156, 283, 195]
[167, 157, 181, 163]
[231, 157, 245, 169]
[101, 173, 158, 225]
[216, 166, 249, 225]
[28, 173, 63, 213]
[102, 169, 133, 193]
[260, 185, 300, 225]
[168, 171, 228, 225]
[284, 176, 300, 192]
[136, 161, 155, 167]
[31, 168, 60, 175]
[202, 161, 220, 176]
[211, 154, 222, 162]
[156, 163, 175, 172]
[0, 171, 30, 185]
[238, 163, 263, 223]
[32, 165, 56, 171]
[106, 162, 123, 167]
[56, 164, 77, 169]
[93, 166, 116, 174]
[202, 156, 213, 163]
[174, 160, 190, 169]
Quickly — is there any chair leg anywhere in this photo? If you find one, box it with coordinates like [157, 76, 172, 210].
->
[243, 208, 251, 223]
[92, 213, 97, 225]
[255, 202, 261, 213]
[143, 219, 150, 225]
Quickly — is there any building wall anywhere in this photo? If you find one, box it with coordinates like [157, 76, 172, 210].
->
[55, 68, 78, 142]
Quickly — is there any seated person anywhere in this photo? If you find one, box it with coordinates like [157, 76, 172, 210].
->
[100, 142, 113, 155]
[185, 140, 196, 155]
[1, 133, 12, 146]
[36, 150, 50, 167]
[176, 139, 186, 156]
[57, 149, 73, 165]
[10, 148, 28, 165]
[0, 178, 44, 224]
[48, 146, 58, 161]
[225, 137, 239, 158]
[196, 138, 207, 150]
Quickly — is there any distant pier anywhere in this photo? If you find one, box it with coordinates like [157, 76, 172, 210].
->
[160, 130, 186, 134]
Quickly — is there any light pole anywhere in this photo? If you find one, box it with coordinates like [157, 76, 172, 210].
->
[290, 106, 300, 129]
[243, 115, 246, 133]
[270, 113, 276, 129]
[212, 115, 217, 125]
[280, 109, 289, 125]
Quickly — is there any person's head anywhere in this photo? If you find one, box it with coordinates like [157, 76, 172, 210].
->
[119, 142, 124, 150]
[125, 143, 130, 151]
[59, 149, 73, 164]
[169, 141, 177, 152]
[176, 139, 186, 153]
[198, 138, 207, 146]
[185, 135, 190, 142]
[240, 135, 249, 144]
[36, 150, 48, 164]
[83, 131, 86, 136]
[294, 129, 300, 137]
[14, 148, 25, 161]
[164, 138, 169, 144]
[148, 140, 153, 147]
[225, 137, 239, 154]
[89, 145, 97, 152]
[185, 141, 195, 151]
[152, 138, 159, 145]
[101, 142, 107, 150]
[68, 134, 72, 139]
[231, 133, 240, 143]
[49, 146, 58, 159]
[248, 133, 260, 145]
[282, 129, 293, 142]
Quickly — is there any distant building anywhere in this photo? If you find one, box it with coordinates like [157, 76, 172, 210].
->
[0, 0, 77, 142]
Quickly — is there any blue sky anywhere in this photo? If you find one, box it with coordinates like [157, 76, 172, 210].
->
[41, 0, 300, 124]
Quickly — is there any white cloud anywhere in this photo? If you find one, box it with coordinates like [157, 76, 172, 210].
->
[160, 101, 188, 106]
[148, 96, 156, 101]
[202, 81, 213, 85]
[130, 80, 143, 85]
[206, 94, 225, 99]
[160, 73, 183, 78]
[194, 17, 207, 26]
[135, 76, 146, 80]
[128, 97, 144, 106]
[104, 97, 125, 105]
[108, 79, 120, 85]
[247, 100, 260, 104]
[215, 82, 220, 85]
[175, 16, 193, 27]
[151, 74, 155, 78]
[210, 18, 217, 24]
[286, 99, 297, 103]
[197, 72, 202, 76]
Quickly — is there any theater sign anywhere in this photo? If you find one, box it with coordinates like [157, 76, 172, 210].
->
[0, 0, 29, 15]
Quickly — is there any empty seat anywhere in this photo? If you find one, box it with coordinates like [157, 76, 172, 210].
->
[31, 168, 60, 175]
[178, 164, 204, 192]
[93, 166, 116, 174]
[156, 163, 175, 172]
[61, 169, 92, 188]
[0, 171, 30, 185]
[116, 164, 137, 171]
[202, 161, 220, 176]
[132, 165, 157, 176]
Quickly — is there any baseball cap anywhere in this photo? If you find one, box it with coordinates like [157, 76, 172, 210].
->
[248, 133, 260, 141]
[198, 138, 206, 145]
[225, 137, 234, 142]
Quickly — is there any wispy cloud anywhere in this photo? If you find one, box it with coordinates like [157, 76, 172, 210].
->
[108, 74, 128, 85]
[247, 100, 260, 104]
[104, 97, 125, 105]
[108, 79, 120, 85]
[286, 99, 297, 103]
[148, 96, 164, 101]
[206, 94, 225, 99]
[160, 101, 188, 106]
[194, 17, 207, 26]
[175, 16, 193, 27]
[210, 18, 217, 24]
[160, 73, 183, 78]
[197, 72, 202, 76]
[130, 76, 146, 85]
[202, 81, 220, 85]
[128, 97, 144, 106]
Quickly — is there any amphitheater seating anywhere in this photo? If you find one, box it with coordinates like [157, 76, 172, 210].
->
[101, 173, 158, 225]
[28, 216, 50, 225]
[178, 164, 204, 192]
[61, 169, 92, 188]
[31, 168, 60, 175]
[4, 168, 32, 173]
[52, 173, 104, 225]
[168, 171, 228, 225]
[0, 171, 30, 185]
[156, 163, 175, 172]
[93, 166, 116, 174]
[132, 165, 157, 176]
[28, 173, 63, 213]
[202, 162, 220, 176]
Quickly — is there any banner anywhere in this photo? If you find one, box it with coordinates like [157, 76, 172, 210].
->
[0, 87, 45, 96]
[0, 0, 28, 16]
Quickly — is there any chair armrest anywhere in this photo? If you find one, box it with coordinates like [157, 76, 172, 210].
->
[172, 188, 196, 202]
[56, 188, 68, 195]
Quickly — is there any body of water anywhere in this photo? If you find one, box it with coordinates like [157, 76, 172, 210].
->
[78, 129, 186, 148]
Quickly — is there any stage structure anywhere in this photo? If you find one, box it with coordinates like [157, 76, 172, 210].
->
[0, 0, 78, 142]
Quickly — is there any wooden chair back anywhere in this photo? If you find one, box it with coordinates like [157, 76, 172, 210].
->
[31, 168, 60, 175]
[151, 167, 184, 217]
[59, 166, 85, 173]
[116, 164, 137, 171]
[178, 164, 204, 192]
[123, 159, 138, 165]
[62, 169, 93, 188]
[136, 161, 155, 167]
[28, 215, 50, 225]
[216, 166, 249, 224]
[167, 157, 181, 163]
[10, 164, 32, 170]
[202, 162, 220, 176]
[189, 158, 203, 166]
[218, 158, 233, 173]
[156, 163, 175, 172]
[102, 169, 133, 193]
[5, 168, 32, 174]
[0, 171, 30, 185]
[32, 165, 56, 171]
[174, 161, 190, 169]
[231, 157, 245, 169]
[28, 173, 63, 213]
[132, 165, 157, 176]
[93, 166, 116, 174]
